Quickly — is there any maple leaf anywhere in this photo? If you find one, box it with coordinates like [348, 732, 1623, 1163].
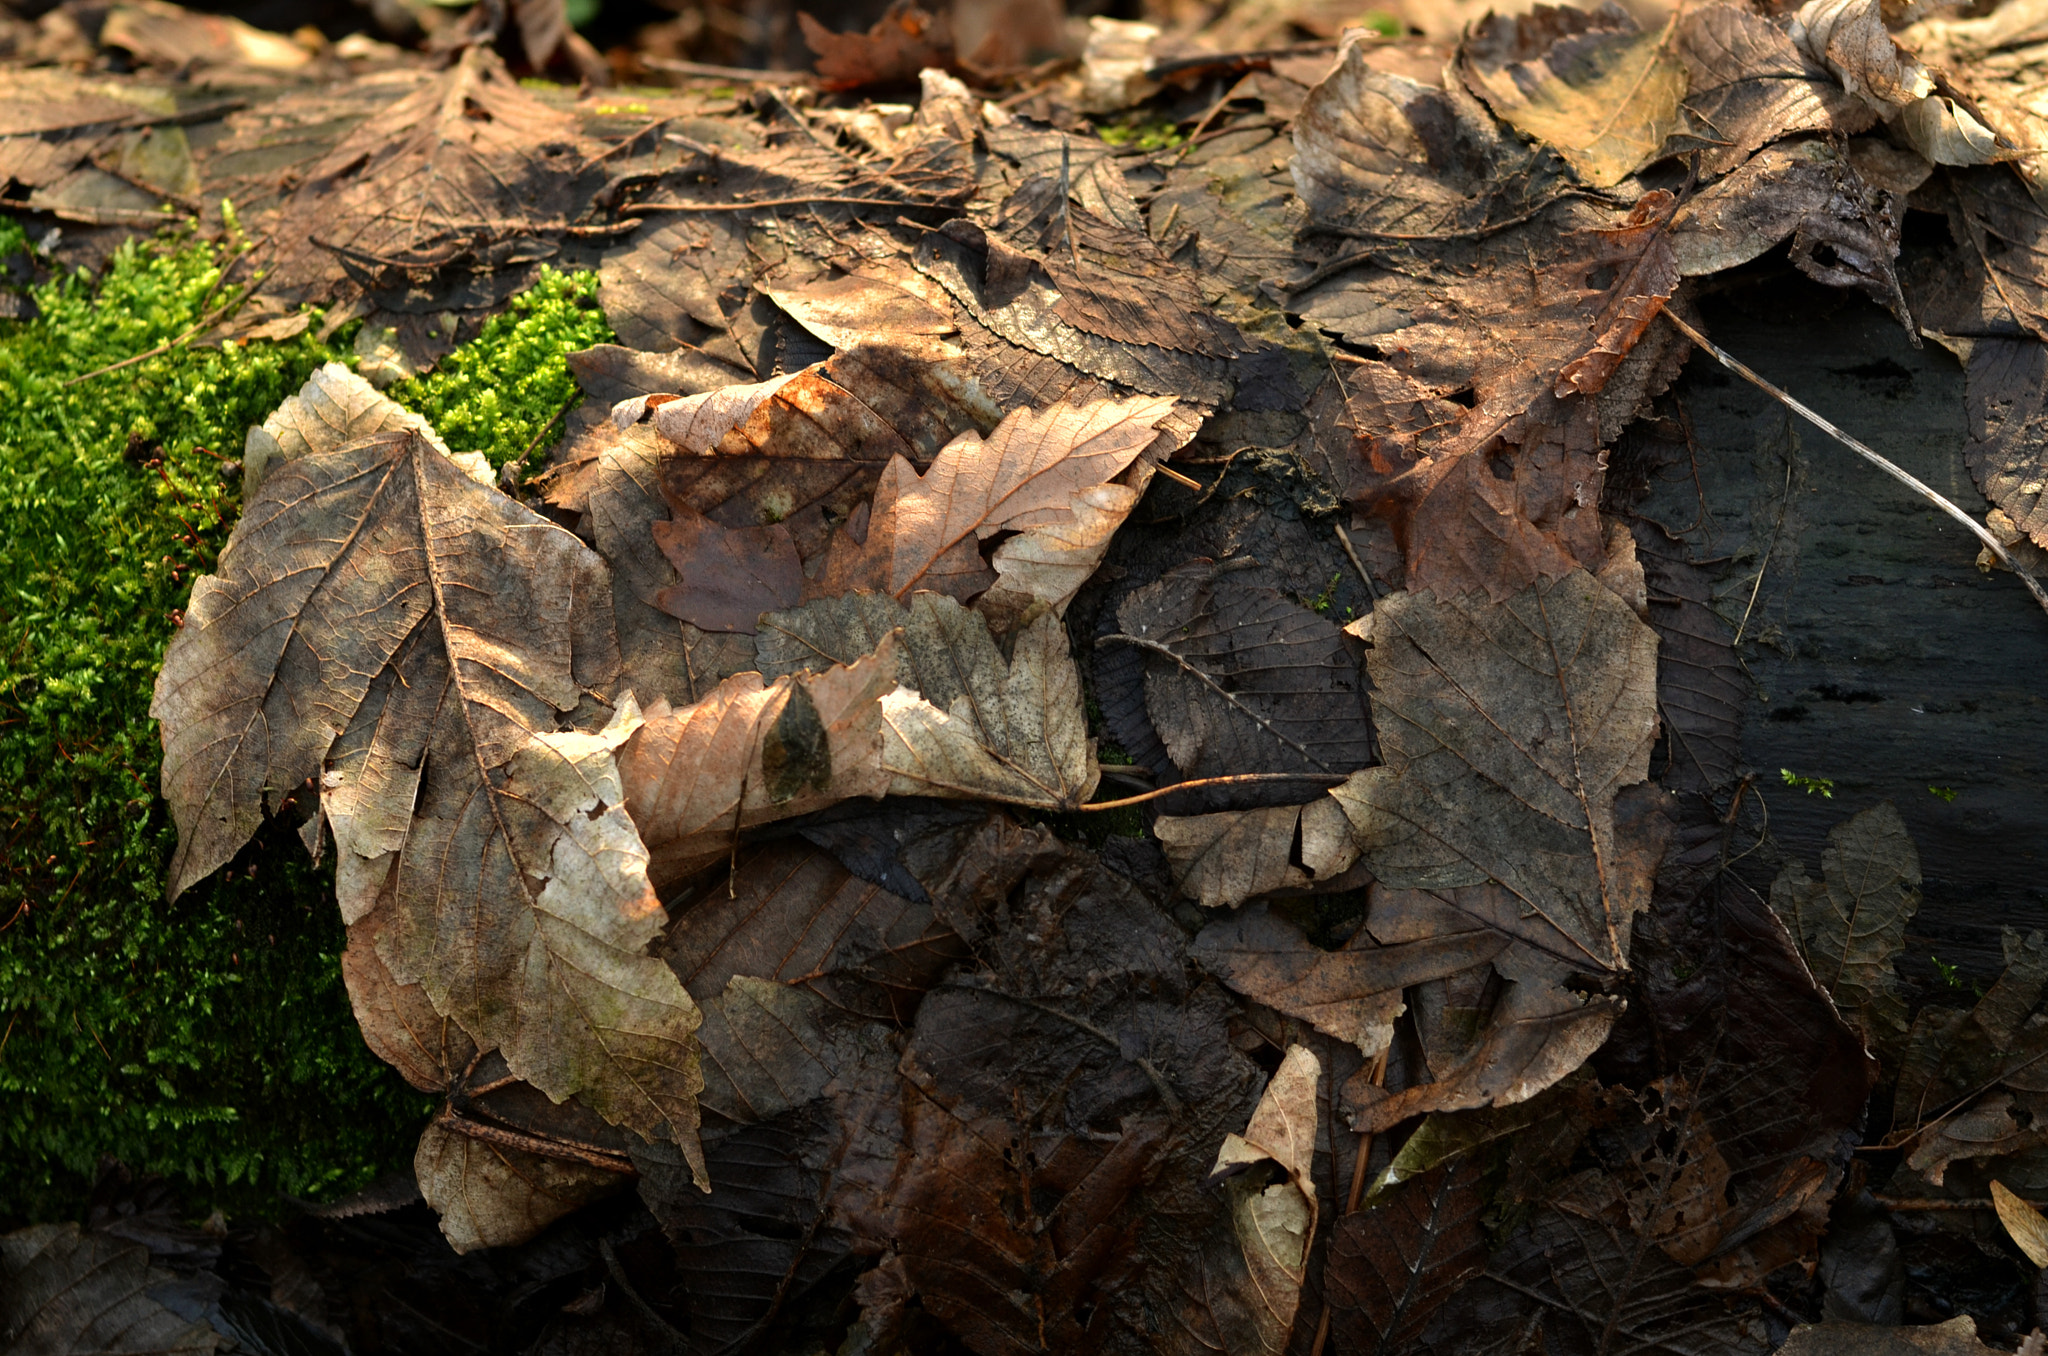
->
[152, 401, 708, 1181]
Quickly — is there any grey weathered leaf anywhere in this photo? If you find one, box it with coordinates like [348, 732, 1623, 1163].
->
[1331, 569, 1662, 976]
[1769, 801, 1921, 1060]
[0, 1223, 220, 1355]
[153, 423, 705, 1175]
[1788, 0, 1933, 112]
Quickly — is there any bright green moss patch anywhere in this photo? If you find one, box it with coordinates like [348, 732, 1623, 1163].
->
[0, 229, 610, 1223]
[390, 267, 611, 481]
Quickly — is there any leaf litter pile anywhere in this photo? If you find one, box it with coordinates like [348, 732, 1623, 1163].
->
[17, 0, 2048, 1349]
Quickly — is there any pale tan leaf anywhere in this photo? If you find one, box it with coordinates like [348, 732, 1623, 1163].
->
[1209, 1044, 1320, 1349]
[1331, 569, 1662, 976]
[415, 1117, 625, 1255]
[242, 360, 452, 498]
[618, 640, 898, 887]
[1461, 11, 1688, 189]
[1156, 806, 1309, 910]
[978, 479, 1144, 630]
[763, 271, 960, 358]
[1788, 0, 1934, 110]
[813, 394, 1177, 602]
[340, 885, 477, 1094]
[1899, 95, 2001, 165]
[1994, 1180, 2048, 1266]
[880, 606, 1098, 809]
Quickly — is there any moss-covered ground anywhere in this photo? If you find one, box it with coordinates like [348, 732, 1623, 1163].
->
[0, 222, 611, 1223]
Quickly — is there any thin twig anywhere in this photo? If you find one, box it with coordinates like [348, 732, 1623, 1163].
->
[1154, 462, 1202, 490]
[1733, 435, 1795, 647]
[1662, 310, 2048, 617]
[1333, 522, 1378, 601]
[436, 1105, 638, 1174]
[628, 196, 936, 212]
[1078, 771, 1347, 812]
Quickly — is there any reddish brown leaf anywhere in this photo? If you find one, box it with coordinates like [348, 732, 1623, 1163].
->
[650, 507, 802, 635]
[802, 0, 953, 93]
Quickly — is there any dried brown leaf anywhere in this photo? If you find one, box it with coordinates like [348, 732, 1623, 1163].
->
[1788, 0, 1934, 112]
[1332, 569, 1662, 976]
[1326, 1157, 1488, 1356]
[810, 393, 1176, 604]
[1779, 1318, 2013, 1356]
[0, 1223, 220, 1354]
[1963, 338, 2048, 550]
[1769, 801, 1921, 1061]
[1673, 3, 1876, 179]
[415, 1116, 625, 1255]
[154, 420, 707, 1176]
[802, 0, 953, 93]
[597, 215, 752, 357]
[1460, 6, 1688, 190]
[256, 47, 597, 313]
[1290, 34, 1562, 241]
[1207, 1044, 1319, 1351]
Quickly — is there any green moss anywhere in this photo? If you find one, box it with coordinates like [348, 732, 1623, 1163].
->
[389, 267, 611, 483]
[0, 228, 610, 1223]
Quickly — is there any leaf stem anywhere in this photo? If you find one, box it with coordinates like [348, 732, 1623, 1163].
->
[1076, 771, 1347, 811]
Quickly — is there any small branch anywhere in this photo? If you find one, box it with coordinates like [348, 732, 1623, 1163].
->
[639, 55, 812, 83]
[1333, 521, 1378, 601]
[1662, 310, 2048, 618]
[627, 195, 941, 212]
[1077, 771, 1347, 811]
[435, 1104, 638, 1175]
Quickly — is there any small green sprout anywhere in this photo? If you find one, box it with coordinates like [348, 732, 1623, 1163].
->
[1303, 572, 1341, 614]
[1929, 785, 1959, 803]
[1780, 768, 1835, 798]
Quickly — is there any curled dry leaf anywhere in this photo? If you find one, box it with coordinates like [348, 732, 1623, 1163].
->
[1673, 2, 1875, 178]
[1770, 801, 1922, 1061]
[1459, 4, 1688, 190]
[1900, 95, 2002, 166]
[1207, 1044, 1320, 1353]
[1788, 0, 1935, 112]
[1992, 1180, 2048, 1266]
[153, 416, 708, 1178]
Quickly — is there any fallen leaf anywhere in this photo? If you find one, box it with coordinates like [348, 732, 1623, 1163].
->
[1460, 5, 1688, 190]
[0, 1223, 220, 1354]
[415, 1114, 627, 1255]
[153, 421, 707, 1175]
[241, 360, 469, 499]
[1779, 1317, 2015, 1356]
[1900, 95, 2002, 166]
[658, 837, 968, 1026]
[1894, 928, 2048, 1144]
[1153, 798, 1362, 909]
[810, 393, 1178, 604]
[1325, 1157, 1488, 1356]
[1207, 1044, 1320, 1351]
[1770, 801, 1922, 1061]
[1634, 523, 1747, 793]
[1669, 140, 1912, 329]
[597, 214, 752, 357]
[1291, 33, 1564, 241]
[649, 508, 801, 634]
[1105, 558, 1376, 784]
[1331, 569, 1662, 976]
[1992, 1180, 2048, 1266]
[1962, 338, 2048, 550]
[1192, 899, 1508, 1058]
[802, 0, 953, 93]
[618, 639, 898, 887]
[101, 0, 312, 78]
[1788, 0, 1935, 113]
[1673, 2, 1876, 178]
[255, 46, 597, 319]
